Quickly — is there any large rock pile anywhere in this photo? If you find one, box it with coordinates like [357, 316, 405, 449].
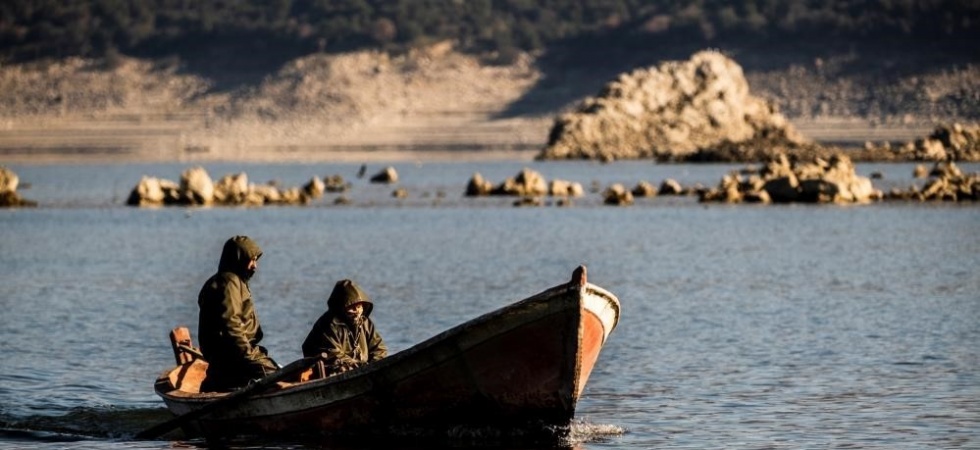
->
[0, 166, 36, 207]
[699, 153, 881, 204]
[537, 51, 808, 162]
[127, 167, 325, 207]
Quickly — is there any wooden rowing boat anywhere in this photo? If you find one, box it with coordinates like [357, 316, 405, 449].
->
[151, 266, 620, 438]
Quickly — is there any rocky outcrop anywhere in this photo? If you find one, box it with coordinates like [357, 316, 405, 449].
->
[885, 161, 979, 201]
[181, 166, 215, 205]
[699, 153, 882, 204]
[304, 176, 326, 199]
[492, 168, 548, 196]
[659, 179, 685, 196]
[464, 168, 583, 198]
[538, 51, 808, 162]
[323, 175, 351, 193]
[0, 166, 37, 207]
[465, 173, 494, 196]
[213, 172, 249, 204]
[603, 184, 634, 206]
[549, 179, 585, 197]
[128, 176, 179, 205]
[127, 167, 321, 206]
[887, 123, 980, 162]
[370, 167, 399, 184]
[0, 166, 17, 193]
[631, 181, 657, 198]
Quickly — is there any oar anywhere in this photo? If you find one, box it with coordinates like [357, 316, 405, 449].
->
[136, 356, 318, 440]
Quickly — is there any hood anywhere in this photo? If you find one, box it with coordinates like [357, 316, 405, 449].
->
[217, 235, 263, 279]
[327, 279, 373, 317]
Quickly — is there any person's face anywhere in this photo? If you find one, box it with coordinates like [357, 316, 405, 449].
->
[245, 257, 258, 279]
[345, 303, 364, 322]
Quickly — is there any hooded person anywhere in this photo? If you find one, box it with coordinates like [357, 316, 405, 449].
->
[198, 235, 279, 392]
[302, 279, 387, 376]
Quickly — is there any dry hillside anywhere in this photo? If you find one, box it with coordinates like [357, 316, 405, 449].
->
[0, 43, 977, 162]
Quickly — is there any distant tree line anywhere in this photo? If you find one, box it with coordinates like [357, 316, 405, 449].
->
[2, 0, 977, 63]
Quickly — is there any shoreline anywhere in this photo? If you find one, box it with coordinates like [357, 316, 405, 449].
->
[0, 148, 541, 165]
[0, 117, 940, 165]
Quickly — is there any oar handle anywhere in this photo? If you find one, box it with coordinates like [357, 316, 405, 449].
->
[177, 344, 204, 359]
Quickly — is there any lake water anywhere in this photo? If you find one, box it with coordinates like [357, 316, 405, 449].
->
[1, 160, 978, 449]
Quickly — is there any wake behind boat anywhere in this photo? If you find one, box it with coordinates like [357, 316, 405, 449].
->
[147, 266, 620, 439]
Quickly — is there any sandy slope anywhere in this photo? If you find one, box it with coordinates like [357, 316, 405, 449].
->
[0, 47, 959, 164]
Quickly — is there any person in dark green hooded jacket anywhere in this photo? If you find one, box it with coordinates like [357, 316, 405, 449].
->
[198, 236, 278, 392]
[302, 279, 387, 376]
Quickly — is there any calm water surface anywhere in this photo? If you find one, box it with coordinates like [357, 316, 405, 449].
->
[1, 161, 978, 449]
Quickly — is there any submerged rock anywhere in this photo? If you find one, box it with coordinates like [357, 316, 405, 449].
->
[538, 51, 807, 162]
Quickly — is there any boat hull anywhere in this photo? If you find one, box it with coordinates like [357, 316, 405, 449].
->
[155, 268, 619, 437]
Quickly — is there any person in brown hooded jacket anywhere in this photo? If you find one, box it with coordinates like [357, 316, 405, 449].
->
[198, 236, 279, 392]
[302, 279, 387, 376]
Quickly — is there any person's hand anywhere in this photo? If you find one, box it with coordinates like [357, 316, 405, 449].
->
[334, 360, 362, 373]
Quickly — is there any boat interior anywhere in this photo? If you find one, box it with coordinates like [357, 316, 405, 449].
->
[160, 327, 325, 395]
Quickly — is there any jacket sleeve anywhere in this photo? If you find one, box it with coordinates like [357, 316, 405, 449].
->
[366, 319, 387, 362]
[220, 279, 276, 371]
[301, 315, 328, 358]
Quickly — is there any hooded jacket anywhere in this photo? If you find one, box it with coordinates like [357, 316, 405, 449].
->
[302, 279, 387, 371]
[198, 236, 277, 391]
